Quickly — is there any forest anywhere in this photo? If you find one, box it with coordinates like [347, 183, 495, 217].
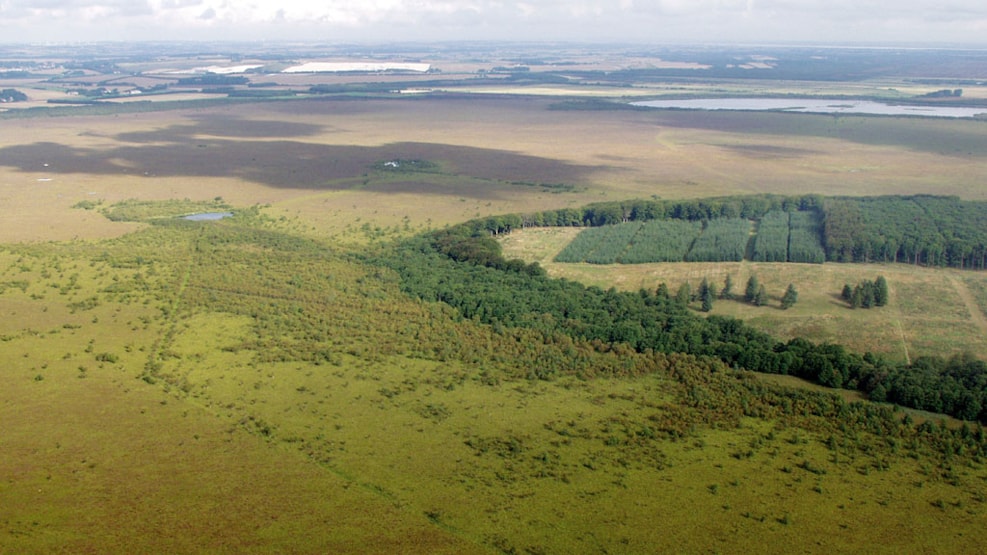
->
[505, 194, 987, 269]
[390, 197, 987, 423]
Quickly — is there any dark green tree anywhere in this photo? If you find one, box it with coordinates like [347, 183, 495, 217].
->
[656, 282, 670, 299]
[858, 281, 875, 308]
[841, 284, 853, 303]
[850, 286, 863, 308]
[675, 282, 692, 305]
[700, 278, 714, 312]
[781, 283, 798, 309]
[754, 284, 769, 307]
[745, 275, 760, 303]
[721, 274, 735, 300]
[874, 275, 889, 306]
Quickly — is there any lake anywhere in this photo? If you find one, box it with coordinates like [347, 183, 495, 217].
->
[631, 98, 987, 118]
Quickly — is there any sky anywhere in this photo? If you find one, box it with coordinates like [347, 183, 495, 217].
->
[1, 0, 986, 46]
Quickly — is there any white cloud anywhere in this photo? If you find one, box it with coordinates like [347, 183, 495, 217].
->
[0, 0, 985, 44]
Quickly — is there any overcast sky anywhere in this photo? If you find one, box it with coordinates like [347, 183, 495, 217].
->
[1, 0, 985, 46]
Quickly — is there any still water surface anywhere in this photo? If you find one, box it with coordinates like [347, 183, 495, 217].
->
[631, 98, 987, 118]
[183, 212, 233, 221]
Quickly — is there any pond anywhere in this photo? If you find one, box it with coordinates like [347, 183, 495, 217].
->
[183, 212, 233, 221]
[631, 98, 987, 118]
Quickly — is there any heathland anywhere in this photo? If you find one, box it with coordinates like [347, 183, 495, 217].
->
[2, 43, 987, 554]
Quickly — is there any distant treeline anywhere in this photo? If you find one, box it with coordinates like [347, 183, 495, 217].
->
[476, 194, 987, 270]
[176, 75, 248, 86]
[378, 200, 987, 423]
[0, 88, 27, 102]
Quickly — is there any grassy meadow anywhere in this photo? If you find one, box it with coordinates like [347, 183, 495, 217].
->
[2, 93, 987, 553]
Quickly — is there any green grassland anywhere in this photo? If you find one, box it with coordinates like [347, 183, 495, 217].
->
[2, 91, 987, 553]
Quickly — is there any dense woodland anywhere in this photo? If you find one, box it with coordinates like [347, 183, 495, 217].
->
[381, 202, 987, 423]
[493, 194, 987, 269]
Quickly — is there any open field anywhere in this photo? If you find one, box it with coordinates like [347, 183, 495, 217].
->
[3, 45, 987, 553]
[500, 227, 987, 363]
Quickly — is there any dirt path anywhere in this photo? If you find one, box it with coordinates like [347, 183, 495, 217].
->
[947, 273, 987, 337]
[895, 319, 911, 365]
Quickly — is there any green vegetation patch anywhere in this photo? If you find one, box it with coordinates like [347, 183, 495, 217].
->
[557, 212, 823, 265]
[686, 218, 751, 262]
[752, 210, 791, 262]
[524, 194, 987, 269]
[824, 195, 987, 267]
[99, 198, 232, 222]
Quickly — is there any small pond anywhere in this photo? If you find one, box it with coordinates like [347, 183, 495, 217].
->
[183, 212, 234, 221]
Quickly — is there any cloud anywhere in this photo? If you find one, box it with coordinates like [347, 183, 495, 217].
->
[161, 0, 202, 9]
[0, 0, 984, 44]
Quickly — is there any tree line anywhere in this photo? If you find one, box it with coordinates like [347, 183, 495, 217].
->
[474, 194, 987, 270]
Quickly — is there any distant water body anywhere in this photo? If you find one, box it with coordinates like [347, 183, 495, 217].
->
[183, 212, 233, 221]
[631, 98, 987, 119]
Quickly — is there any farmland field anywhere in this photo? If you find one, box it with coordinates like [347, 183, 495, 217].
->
[3, 44, 987, 554]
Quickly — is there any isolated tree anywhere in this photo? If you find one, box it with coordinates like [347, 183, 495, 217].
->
[721, 274, 735, 300]
[874, 275, 889, 306]
[745, 275, 760, 303]
[699, 278, 714, 312]
[781, 283, 798, 309]
[841, 284, 853, 303]
[754, 284, 769, 307]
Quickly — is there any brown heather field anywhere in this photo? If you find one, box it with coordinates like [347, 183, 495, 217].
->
[2, 95, 987, 553]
